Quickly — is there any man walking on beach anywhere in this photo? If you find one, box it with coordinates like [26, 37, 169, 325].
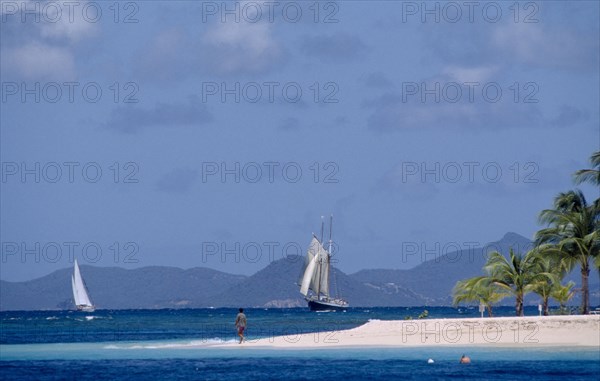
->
[235, 308, 247, 344]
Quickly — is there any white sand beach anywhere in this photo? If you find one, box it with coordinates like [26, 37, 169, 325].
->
[230, 315, 600, 349]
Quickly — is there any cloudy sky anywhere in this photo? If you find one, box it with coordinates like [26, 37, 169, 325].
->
[1, 0, 598, 281]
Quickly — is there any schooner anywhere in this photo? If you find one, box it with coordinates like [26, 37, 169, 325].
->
[298, 216, 348, 311]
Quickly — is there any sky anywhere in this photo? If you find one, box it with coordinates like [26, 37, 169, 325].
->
[1, 0, 599, 281]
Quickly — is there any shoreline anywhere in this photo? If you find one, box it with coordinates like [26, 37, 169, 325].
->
[1, 315, 598, 362]
[219, 315, 600, 349]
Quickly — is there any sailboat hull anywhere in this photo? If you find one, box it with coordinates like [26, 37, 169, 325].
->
[76, 305, 95, 312]
[307, 298, 348, 311]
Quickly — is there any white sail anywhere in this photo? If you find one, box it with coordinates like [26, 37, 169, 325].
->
[71, 275, 77, 303]
[72, 259, 93, 308]
[299, 237, 330, 297]
[298, 237, 317, 286]
[308, 239, 322, 293]
[300, 239, 319, 296]
[311, 245, 330, 297]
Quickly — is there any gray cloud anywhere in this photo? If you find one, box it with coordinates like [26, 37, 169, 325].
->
[105, 97, 213, 134]
[419, 21, 599, 72]
[279, 117, 300, 130]
[300, 32, 368, 63]
[333, 115, 348, 126]
[491, 23, 599, 72]
[132, 21, 288, 82]
[156, 168, 198, 194]
[133, 27, 199, 83]
[361, 71, 393, 88]
[201, 20, 287, 76]
[364, 86, 545, 132]
[549, 105, 590, 128]
[0, 2, 98, 81]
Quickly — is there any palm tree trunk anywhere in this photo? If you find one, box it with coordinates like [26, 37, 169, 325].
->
[581, 259, 590, 314]
[487, 305, 493, 317]
[516, 294, 524, 316]
[542, 296, 549, 316]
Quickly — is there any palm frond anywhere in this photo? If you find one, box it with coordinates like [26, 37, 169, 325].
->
[573, 151, 600, 186]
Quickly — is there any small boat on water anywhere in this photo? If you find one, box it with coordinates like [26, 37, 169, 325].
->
[71, 259, 95, 312]
[298, 216, 348, 311]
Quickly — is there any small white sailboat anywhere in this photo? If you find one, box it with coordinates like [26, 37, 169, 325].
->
[72, 259, 95, 312]
[299, 216, 348, 311]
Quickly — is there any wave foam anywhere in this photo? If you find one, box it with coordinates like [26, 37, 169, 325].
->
[102, 338, 236, 350]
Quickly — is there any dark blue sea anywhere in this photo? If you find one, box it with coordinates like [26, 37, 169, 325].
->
[1, 307, 599, 380]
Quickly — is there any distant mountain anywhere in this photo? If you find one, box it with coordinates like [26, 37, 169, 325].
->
[1, 232, 598, 310]
[208, 257, 427, 308]
[0, 266, 246, 310]
[351, 232, 534, 304]
[351, 232, 599, 306]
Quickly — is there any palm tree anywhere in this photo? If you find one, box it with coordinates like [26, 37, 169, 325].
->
[528, 249, 563, 316]
[551, 281, 576, 314]
[484, 249, 551, 316]
[453, 249, 555, 316]
[537, 190, 600, 314]
[573, 151, 600, 186]
[452, 276, 508, 317]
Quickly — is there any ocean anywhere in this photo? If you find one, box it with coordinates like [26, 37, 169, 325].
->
[1, 307, 599, 380]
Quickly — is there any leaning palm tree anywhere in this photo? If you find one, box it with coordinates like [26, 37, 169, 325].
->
[484, 249, 550, 316]
[452, 276, 508, 317]
[573, 151, 600, 186]
[537, 190, 600, 314]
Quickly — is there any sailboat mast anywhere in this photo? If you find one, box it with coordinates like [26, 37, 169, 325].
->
[316, 249, 322, 298]
[327, 215, 333, 300]
[320, 216, 324, 244]
[316, 216, 324, 298]
[328, 215, 333, 254]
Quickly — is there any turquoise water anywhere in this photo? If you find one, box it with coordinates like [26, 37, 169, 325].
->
[1, 308, 599, 380]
